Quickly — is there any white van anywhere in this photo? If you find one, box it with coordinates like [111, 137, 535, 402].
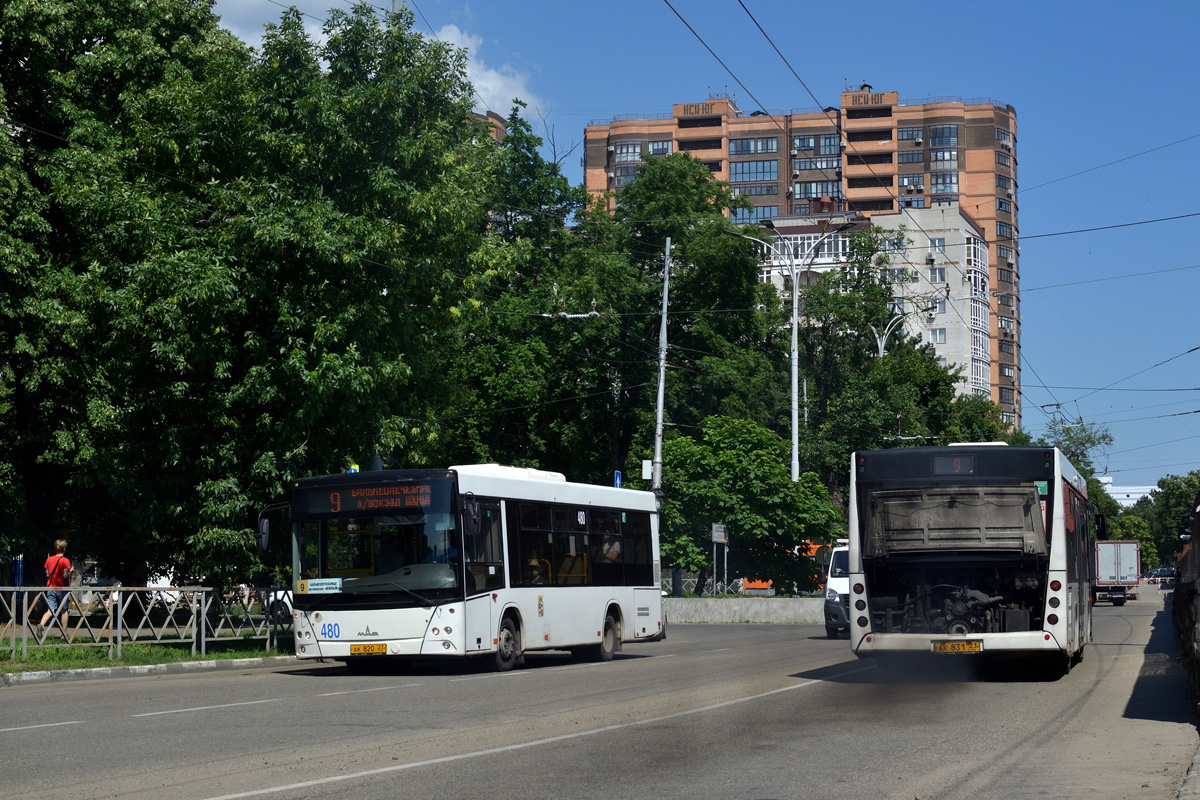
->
[823, 543, 850, 639]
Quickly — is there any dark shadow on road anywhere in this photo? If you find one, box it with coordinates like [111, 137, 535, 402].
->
[796, 652, 1074, 684]
[1122, 590, 1197, 726]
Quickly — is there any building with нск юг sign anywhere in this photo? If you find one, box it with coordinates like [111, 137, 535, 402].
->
[583, 85, 1021, 426]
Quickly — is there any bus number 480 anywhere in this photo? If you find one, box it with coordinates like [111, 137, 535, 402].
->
[320, 623, 340, 639]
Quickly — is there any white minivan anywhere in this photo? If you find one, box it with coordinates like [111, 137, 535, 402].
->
[823, 543, 850, 639]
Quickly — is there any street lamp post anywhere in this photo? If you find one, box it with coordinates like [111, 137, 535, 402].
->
[727, 216, 853, 482]
[868, 300, 936, 358]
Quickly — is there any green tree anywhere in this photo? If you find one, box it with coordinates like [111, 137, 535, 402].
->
[0, 1, 495, 587]
[1112, 515, 1157, 569]
[658, 416, 843, 595]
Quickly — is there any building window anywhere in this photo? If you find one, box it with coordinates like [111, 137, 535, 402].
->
[648, 140, 672, 155]
[889, 298, 906, 313]
[999, 339, 1014, 354]
[729, 160, 778, 182]
[613, 142, 642, 163]
[818, 133, 840, 156]
[929, 328, 947, 344]
[1001, 411, 1015, 425]
[997, 221, 1013, 239]
[847, 153, 893, 166]
[930, 172, 958, 193]
[1000, 363, 1015, 378]
[1000, 387, 1015, 404]
[995, 151, 1012, 167]
[928, 125, 958, 146]
[792, 135, 815, 151]
[998, 293, 1014, 307]
[795, 156, 840, 171]
[731, 206, 779, 225]
[929, 267, 946, 283]
[679, 139, 721, 152]
[899, 174, 924, 188]
[931, 194, 957, 204]
[794, 180, 842, 199]
[930, 298, 946, 314]
[849, 199, 893, 212]
[730, 137, 778, 155]
[792, 202, 810, 215]
[898, 127, 923, 140]
[997, 244, 1013, 261]
[848, 176, 893, 189]
[997, 268, 1013, 283]
[731, 183, 779, 197]
[613, 164, 638, 187]
[997, 198, 1012, 213]
[899, 197, 926, 208]
[929, 148, 959, 165]
[995, 128, 1012, 144]
[996, 175, 1011, 189]
[929, 238, 946, 254]
[898, 149, 924, 163]
[998, 315, 1015, 331]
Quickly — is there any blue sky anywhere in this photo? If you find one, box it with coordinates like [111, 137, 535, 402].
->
[213, 0, 1200, 491]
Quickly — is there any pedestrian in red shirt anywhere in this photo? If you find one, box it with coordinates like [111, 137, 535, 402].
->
[40, 539, 71, 635]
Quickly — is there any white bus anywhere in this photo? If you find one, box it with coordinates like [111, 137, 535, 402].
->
[847, 444, 1094, 672]
[261, 465, 665, 671]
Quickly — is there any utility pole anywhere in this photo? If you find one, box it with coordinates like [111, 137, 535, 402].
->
[651, 237, 671, 506]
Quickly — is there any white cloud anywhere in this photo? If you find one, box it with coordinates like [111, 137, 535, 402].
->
[435, 24, 541, 116]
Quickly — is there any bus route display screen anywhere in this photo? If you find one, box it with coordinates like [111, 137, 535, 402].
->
[932, 454, 975, 475]
[298, 479, 451, 516]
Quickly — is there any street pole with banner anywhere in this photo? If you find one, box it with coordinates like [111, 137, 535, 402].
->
[712, 524, 727, 595]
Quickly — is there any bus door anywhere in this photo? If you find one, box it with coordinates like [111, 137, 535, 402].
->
[464, 500, 504, 653]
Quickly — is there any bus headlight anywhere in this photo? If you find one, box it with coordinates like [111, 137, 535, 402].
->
[826, 587, 841, 602]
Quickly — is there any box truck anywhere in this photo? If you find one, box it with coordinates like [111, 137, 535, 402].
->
[1095, 540, 1140, 606]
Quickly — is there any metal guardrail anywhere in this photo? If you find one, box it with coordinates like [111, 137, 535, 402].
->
[0, 586, 292, 660]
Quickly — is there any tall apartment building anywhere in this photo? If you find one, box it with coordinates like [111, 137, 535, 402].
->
[583, 86, 1021, 426]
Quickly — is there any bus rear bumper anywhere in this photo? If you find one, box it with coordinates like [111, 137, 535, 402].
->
[853, 631, 1065, 656]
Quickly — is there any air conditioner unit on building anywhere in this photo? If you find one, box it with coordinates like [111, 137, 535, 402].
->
[926, 254, 936, 265]
[607, 145, 615, 152]
[916, 186, 924, 193]
[1003, 143, 1012, 151]
[914, 137, 922, 146]
[607, 172, 615, 179]
[1006, 259, 1014, 267]
[1006, 189, 1013, 198]
[790, 149, 798, 155]
[792, 171, 800, 178]
[905, 185, 913, 193]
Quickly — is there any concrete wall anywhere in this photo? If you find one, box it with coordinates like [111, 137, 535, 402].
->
[664, 597, 823, 625]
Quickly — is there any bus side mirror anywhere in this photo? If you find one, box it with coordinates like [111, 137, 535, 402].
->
[256, 517, 270, 552]
[462, 494, 481, 538]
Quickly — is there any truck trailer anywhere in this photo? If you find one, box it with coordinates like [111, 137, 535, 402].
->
[1095, 540, 1140, 606]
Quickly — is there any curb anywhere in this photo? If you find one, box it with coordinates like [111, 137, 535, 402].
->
[1, 655, 300, 688]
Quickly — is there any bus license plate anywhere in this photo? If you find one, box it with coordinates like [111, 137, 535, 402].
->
[350, 643, 386, 655]
[932, 640, 982, 654]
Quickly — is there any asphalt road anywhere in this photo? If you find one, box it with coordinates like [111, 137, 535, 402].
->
[2, 586, 1196, 800]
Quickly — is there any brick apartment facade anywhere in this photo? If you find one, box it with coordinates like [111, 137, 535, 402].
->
[583, 86, 1021, 426]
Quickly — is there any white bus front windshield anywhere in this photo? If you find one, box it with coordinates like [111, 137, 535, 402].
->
[297, 510, 463, 604]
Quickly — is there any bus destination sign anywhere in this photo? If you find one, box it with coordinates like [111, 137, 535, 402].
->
[303, 483, 436, 514]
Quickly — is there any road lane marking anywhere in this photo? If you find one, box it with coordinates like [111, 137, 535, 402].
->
[317, 683, 422, 697]
[201, 662, 876, 800]
[0, 721, 84, 733]
[131, 699, 281, 717]
[450, 672, 530, 682]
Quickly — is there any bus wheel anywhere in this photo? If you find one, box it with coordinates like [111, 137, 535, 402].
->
[594, 615, 617, 662]
[494, 617, 520, 672]
[1113, 598, 1126, 607]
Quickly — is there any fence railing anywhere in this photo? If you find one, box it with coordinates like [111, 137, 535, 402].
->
[0, 586, 292, 661]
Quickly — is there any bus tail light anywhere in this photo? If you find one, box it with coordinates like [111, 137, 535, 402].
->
[1050, 580, 1062, 591]
[1047, 614, 1059, 626]
[853, 583, 864, 595]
